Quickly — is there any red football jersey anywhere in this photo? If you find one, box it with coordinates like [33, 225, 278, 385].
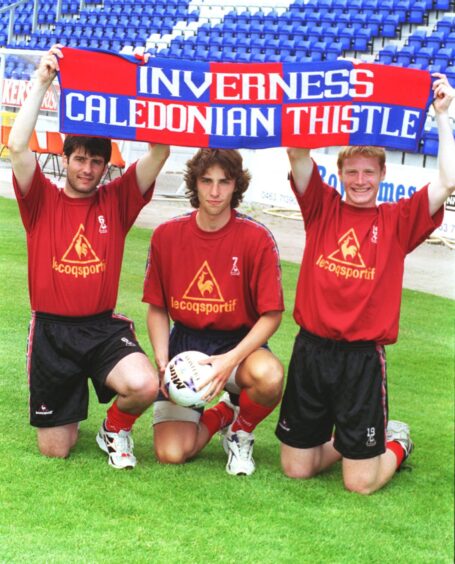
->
[143, 210, 284, 330]
[292, 163, 443, 344]
[14, 163, 154, 316]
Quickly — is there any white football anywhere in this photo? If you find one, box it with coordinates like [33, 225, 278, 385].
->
[164, 350, 213, 408]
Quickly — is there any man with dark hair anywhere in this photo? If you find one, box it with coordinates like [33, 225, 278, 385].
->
[8, 44, 170, 469]
[143, 148, 284, 475]
[275, 73, 455, 494]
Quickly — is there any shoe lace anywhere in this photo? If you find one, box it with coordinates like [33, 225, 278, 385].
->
[113, 430, 134, 455]
[235, 430, 253, 460]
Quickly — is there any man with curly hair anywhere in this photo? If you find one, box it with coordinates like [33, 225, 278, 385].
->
[143, 148, 284, 475]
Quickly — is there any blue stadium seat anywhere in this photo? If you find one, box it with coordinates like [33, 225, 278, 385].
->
[339, 28, 355, 50]
[353, 28, 373, 54]
[395, 0, 410, 23]
[326, 41, 344, 61]
[308, 25, 324, 43]
[436, 15, 455, 34]
[445, 65, 455, 87]
[382, 14, 401, 39]
[361, 0, 378, 15]
[396, 45, 416, 66]
[377, 44, 398, 64]
[414, 46, 435, 68]
[366, 13, 385, 36]
[446, 32, 455, 50]
[428, 30, 448, 50]
[421, 127, 439, 157]
[434, 0, 450, 14]
[379, 0, 394, 16]
[351, 13, 367, 32]
[407, 29, 427, 49]
[250, 52, 266, 63]
[434, 48, 455, 70]
[407, 1, 427, 26]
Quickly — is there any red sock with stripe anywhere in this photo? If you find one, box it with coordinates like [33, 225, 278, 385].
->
[231, 389, 277, 433]
[105, 400, 139, 432]
[200, 401, 235, 438]
[387, 440, 406, 468]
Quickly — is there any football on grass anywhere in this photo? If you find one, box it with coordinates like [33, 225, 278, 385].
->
[164, 351, 213, 408]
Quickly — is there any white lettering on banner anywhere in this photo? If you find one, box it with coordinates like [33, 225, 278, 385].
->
[287, 105, 420, 138]
[65, 94, 277, 138]
[137, 67, 374, 101]
[2, 79, 59, 111]
[65, 92, 420, 141]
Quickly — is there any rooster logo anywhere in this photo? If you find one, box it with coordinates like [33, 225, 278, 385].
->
[340, 235, 358, 261]
[60, 224, 100, 264]
[183, 261, 224, 302]
[75, 235, 88, 259]
[327, 228, 366, 267]
[197, 271, 214, 296]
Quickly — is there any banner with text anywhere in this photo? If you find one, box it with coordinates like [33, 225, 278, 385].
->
[58, 48, 433, 150]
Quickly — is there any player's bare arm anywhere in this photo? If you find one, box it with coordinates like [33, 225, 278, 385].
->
[286, 147, 313, 196]
[428, 73, 455, 215]
[8, 44, 63, 195]
[147, 304, 171, 395]
[198, 310, 282, 400]
[135, 144, 170, 195]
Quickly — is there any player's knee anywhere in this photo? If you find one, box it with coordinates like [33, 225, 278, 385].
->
[281, 459, 316, 480]
[155, 444, 189, 465]
[343, 474, 375, 495]
[124, 371, 159, 404]
[38, 442, 71, 459]
[250, 358, 284, 399]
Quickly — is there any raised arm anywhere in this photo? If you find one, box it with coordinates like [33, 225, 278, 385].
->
[286, 147, 314, 196]
[428, 73, 455, 216]
[135, 144, 170, 195]
[8, 45, 63, 195]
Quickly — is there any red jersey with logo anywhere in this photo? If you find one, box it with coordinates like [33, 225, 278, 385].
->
[143, 210, 284, 330]
[13, 163, 153, 316]
[292, 162, 443, 344]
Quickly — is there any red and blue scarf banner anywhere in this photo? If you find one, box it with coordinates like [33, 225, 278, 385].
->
[58, 47, 433, 151]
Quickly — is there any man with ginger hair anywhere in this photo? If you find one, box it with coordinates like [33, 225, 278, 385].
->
[275, 73, 455, 494]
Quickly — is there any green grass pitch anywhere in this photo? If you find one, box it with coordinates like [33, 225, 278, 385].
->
[0, 196, 453, 563]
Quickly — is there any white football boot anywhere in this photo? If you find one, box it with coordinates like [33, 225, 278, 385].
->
[96, 421, 136, 469]
[224, 425, 256, 476]
[386, 420, 414, 463]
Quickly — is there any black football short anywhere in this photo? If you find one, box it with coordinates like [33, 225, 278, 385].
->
[27, 310, 145, 428]
[275, 329, 388, 460]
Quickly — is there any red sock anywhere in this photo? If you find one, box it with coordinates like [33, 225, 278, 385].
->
[231, 389, 277, 433]
[105, 401, 139, 433]
[200, 401, 235, 438]
[387, 440, 406, 468]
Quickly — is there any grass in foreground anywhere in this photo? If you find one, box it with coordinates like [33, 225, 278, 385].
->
[0, 197, 453, 563]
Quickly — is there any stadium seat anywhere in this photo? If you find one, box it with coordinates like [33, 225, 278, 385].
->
[414, 46, 435, 68]
[326, 41, 344, 61]
[445, 65, 455, 87]
[426, 31, 447, 50]
[434, 48, 455, 69]
[377, 44, 398, 64]
[407, 1, 427, 26]
[362, 0, 379, 16]
[420, 127, 439, 157]
[379, 0, 394, 16]
[339, 28, 355, 50]
[382, 14, 401, 39]
[396, 45, 416, 66]
[366, 13, 385, 36]
[436, 15, 455, 35]
[408, 29, 428, 50]
[353, 29, 373, 54]
[395, 0, 411, 23]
